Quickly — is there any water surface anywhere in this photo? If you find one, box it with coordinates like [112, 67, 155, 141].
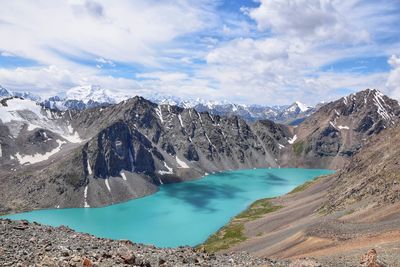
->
[5, 168, 334, 247]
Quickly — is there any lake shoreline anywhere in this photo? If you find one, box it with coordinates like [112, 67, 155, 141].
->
[3, 168, 334, 248]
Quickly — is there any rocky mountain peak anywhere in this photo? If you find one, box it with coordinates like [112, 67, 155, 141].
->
[66, 85, 115, 104]
[287, 101, 311, 113]
[0, 85, 13, 98]
[283, 89, 400, 169]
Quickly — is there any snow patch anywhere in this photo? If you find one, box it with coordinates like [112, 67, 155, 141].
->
[295, 101, 309, 112]
[105, 179, 111, 192]
[154, 106, 164, 123]
[158, 161, 173, 175]
[176, 156, 190, 168]
[204, 132, 216, 149]
[120, 171, 127, 181]
[67, 124, 74, 134]
[288, 135, 297, 144]
[63, 125, 82, 143]
[15, 139, 66, 165]
[373, 91, 393, 122]
[197, 111, 203, 124]
[329, 121, 338, 130]
[84, 185, 90, 208]
[87, 158, 92, 175]
[178, 114, 184, 127]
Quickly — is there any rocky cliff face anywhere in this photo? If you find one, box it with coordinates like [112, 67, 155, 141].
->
[0, 96, 291, 213]
[323, 123, 400, 212]
[283, 89, 400, 169]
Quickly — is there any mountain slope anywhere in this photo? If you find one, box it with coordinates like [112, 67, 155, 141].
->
[324, 123, 400, 211]
[0, 96, 292, 214]
[283, 89, 400, 169]
[225, 120, 400, 266]
[0, 97, 82, 167]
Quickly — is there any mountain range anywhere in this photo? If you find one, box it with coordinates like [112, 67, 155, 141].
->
[2, 84, 316, 124]
[0, 86, 398, 215]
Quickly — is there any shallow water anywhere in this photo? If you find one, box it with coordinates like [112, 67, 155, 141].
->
[4, 168, 334, 247]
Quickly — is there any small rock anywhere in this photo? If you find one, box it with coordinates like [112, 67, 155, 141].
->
[159, 258, 166, 265]
[83, 258, 92, 267]
[120, 252, 135, 264]
[360, 249, 384, 267]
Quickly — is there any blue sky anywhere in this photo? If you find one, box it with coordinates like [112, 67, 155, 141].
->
[0, 0, 400, 105]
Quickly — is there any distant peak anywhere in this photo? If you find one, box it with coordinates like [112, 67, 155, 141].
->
[294, 101, 310, 112]
[0, 85, 13, 98]
[65, 84, 116, 104]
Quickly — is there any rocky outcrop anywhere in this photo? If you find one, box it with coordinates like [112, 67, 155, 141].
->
[323, 122, 400, 212]
[283, 89, 400, 169]
[0, 96, 291, 213]
[360, 249, 385, 267]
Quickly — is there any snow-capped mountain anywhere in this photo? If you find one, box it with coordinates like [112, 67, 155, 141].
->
[42, 85, 127, 110]
[149, 96, 315, 124]
[65, 85, 117, 104]
[0, 85, 13, 98]
[0, 85, 41, 101]
[13, 92, 42, 102]
[1, 84, 317, 124]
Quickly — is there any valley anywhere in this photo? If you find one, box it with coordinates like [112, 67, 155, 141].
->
[1, 86, 400, 266]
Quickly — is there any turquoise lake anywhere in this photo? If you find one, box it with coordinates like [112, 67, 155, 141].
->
[4, 168, 334, 247]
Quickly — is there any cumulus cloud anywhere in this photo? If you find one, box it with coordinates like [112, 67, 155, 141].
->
[0, 0, 399, 105]
[200, 36, 389, 104]
[386, 55, 400, 99]
[0, 0, 212, 67]
[247, 0, 370, 44]
[193, 0, 399, 104]
[0, 65, 144, 97]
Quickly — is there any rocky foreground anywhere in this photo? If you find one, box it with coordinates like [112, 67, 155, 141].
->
[0, 219, 326, 267]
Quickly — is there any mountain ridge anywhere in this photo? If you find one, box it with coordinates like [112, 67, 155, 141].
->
[1, 84, 317, 124]
[1, 88, 399, 214]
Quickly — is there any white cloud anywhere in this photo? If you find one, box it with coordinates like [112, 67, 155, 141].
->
[247, 0, 370, 44]
[0, 65, 144, 97]
[386, 55, 400, 99]
[0, 0, 212, 67]
[0, 0, 399, 105]
[191, 0, 400, 105]
[1, 51, 14, 57]
[137, 72, 188, 82]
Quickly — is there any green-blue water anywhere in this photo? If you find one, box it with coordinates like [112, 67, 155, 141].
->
[4, 168, 333, 247]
